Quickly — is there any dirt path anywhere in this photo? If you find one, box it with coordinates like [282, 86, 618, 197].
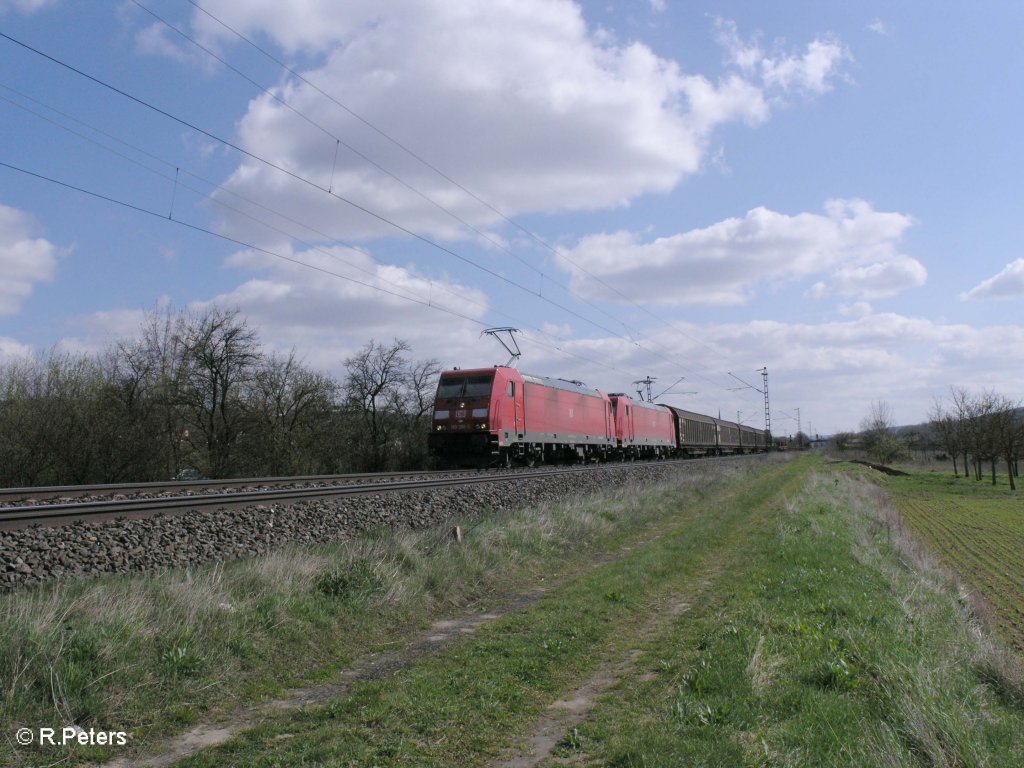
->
[490, 574, 720, 768]
[488, 466, 793, 768]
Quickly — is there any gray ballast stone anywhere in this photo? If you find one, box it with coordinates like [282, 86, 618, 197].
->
[0, 464, 686, 591]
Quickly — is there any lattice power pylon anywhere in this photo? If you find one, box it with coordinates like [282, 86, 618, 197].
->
[759, 367, 771, 437]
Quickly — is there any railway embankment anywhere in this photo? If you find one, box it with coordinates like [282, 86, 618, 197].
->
[1, 461, 735, 591]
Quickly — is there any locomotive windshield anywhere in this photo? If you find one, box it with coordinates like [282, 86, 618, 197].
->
[436, 375, 493, 399]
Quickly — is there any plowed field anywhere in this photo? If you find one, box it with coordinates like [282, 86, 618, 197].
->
[889, 471, 1024, 650]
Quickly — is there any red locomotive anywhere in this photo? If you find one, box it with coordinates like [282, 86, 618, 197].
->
[609, 394, 676, 460]
[428, 366, 613, 466]
[428, 365, 770, 467]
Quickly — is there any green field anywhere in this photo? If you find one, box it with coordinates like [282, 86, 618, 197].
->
[884, 468, 1024, 651]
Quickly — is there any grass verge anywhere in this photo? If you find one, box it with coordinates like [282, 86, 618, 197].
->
[568, 466, 1024, 766]
[11, 457, 1018, 767]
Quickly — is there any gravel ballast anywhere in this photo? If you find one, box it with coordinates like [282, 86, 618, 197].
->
[0, 463, 705, 591]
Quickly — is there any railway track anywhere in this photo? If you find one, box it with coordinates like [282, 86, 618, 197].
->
[0, 469, 482, 505]
[0, 461, 715, 531]
[1, 456, 772, 590]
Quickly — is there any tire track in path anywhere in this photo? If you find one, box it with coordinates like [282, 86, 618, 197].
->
[490, 462, 799, 768]
[491, 589, 709, 768]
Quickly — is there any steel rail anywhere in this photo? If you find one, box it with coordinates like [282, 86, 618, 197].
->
[0, 469, 482, 504]
[0, 463, 625, 529]
[0, 455, 764, 531]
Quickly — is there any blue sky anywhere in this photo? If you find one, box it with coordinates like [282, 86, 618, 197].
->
[2, 0, 1023, 436]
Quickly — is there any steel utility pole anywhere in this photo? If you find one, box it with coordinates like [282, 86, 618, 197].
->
[759, 367, 771, 437]
[730, 368, 772, 437]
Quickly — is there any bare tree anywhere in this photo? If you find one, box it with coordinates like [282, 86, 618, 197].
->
[342, 340, 440, 471]
[106, 310, 190, 480]
[950, 387, 977, 479]
[395, 355, 441, 468]
[987, 394, 1021, 491]
[248, 350, 338, 475]
[0, 355, 58, 485]
[176, 308, 261, 478]
[929, 397, 961, 476]
[933, 387, 1020, 489]
[860, 400, 904, 464]
[0, 310, 449, 485]
[343, 340, 410, 471]
[829, 431, 854, 453]
[972, 391, 1002, 484]
[0, 351, 121, 484]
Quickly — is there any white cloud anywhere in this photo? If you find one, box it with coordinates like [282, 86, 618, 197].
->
[762, 37, 849, 95]
[51, 302, 179, 359]
[703, 313, 1024, 430]
[516, 311, 1024, 433]
[867, 18, 892, 36]
[540, 321, 575, 339]
[185, 3, 842, 244]
[714, 19, 764, 72]
[0, 335, 34, 362]
[826, 255, 927, 299]
[192, 244, 491, 370]
[62, 244, 493, 372]
[77, 308, 152, 339]
[714, 18, 850, 97]
[558, 199, 922, 305]
[960, 258, 1024, 301]
[838, 301, 873, 318]
[0, 203, 61, 316]
[135, 23, 199, 64]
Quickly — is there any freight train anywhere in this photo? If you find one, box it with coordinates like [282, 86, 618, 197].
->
[427, 365, 769, 467]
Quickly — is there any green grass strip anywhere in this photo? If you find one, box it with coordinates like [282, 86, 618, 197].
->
[570, 468, 1024, 767]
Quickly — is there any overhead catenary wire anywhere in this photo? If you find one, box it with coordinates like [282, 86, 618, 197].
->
[0, 29, 747, 399]
[182, 0, 759, 384]
[0, 160, 473, 320]
[138, 0, 751, 399]
[0, 30, 606, 331]
[0, 28, 768, 419]
[0, 155, 637, 381]
[0, 81, 639, 381]
[131, 0, 615, 308]
[0, 84, 442, 309]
